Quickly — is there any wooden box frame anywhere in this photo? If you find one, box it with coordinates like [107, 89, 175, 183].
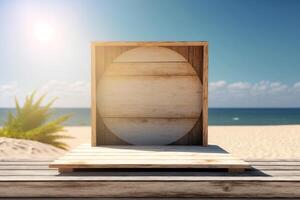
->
[91, 41, 208, 146]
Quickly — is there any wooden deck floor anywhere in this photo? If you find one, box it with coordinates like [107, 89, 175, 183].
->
[0, 159, 299, 198]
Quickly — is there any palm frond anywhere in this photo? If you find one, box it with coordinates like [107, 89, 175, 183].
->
[0, 92, 72, 150]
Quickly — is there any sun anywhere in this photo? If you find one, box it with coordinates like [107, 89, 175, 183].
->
[33, 21, 55, 42]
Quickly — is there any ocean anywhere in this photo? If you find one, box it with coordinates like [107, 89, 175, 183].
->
[1, 108, 300, 126]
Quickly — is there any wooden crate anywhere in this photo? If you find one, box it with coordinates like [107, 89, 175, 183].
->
[91, 41, 208, 146]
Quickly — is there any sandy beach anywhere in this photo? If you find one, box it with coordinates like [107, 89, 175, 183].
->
[62, 125, 300, 159]
[0, 137, 65, 160]
[1, 125, 300, 160]
[209, 125, 300, 159]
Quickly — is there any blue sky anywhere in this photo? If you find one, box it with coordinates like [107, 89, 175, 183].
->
[0, 0, 300, 107]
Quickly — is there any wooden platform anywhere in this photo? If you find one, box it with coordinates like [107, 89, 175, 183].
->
[0, 159, 300, 198]
[49, 144, 250, 172]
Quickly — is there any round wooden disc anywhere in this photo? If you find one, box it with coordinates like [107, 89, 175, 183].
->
[97, 47, 202, 145]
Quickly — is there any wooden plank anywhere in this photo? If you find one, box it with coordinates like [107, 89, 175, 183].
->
[253, 165, 300, 170]
[54, 155, 246, 162]
[188, 46, 201, 77]
[0, 169, 58, 176]
[1, 165, 299, 177]
[1, 160, 300, 180]
[249, 161, 300, 166]
[247, 159, 300, 162]
[95, 46, 133, 146]
[98, 76, 202, 118]
[164, 46, 202, 145]
[202, 44, 208, 146]
[50, 163, 248, 170]
[1, 173, 300, 181]
[0, 161, 51, 165]
[54, 156, 239, 161]
[49, 145, 249, 170]
[0, 165, 50, 170]
[91, 43, 97, 146]
[167, 46, 204, 145]
[92, 41, 208, 47]
[0, 181, 299, 198]
[114, 46, 186, 62]
[105, 62, 196, 76]
[51, 159, 248, 165]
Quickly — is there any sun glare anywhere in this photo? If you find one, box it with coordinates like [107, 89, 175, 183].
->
[33, 21, 55, 42]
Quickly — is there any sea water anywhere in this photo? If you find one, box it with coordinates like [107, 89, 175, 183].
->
[1, 108, 300, 126]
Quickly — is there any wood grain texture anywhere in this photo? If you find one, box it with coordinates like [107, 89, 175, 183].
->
[97, 47, 202, 145]
[114, 46, 186, 62]
[2, 159, 300, 179]
[91, 44, 97, 146]
[165, 46, 205, 145]
[105, 62, 196, 76]
[92, 42, 208, 145]
[95, 46, 134, 145]
[49, 144, 249, 169]
[202, 44, 208, 146]
[0, 181, 299, 198]
[0, 160, 300, 198]
[98, 76, 202, 118]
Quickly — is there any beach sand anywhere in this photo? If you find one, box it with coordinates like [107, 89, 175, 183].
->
[0, 137, 65, 160]
[1, 125, 300, 160]
[61, 126, 300, 159]
[209, 125, 300, 159]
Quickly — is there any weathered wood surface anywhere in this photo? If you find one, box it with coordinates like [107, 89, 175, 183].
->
[113, 46, 187, 62]
[49, 145, 249, 170]
[98, 76, 202, 118]
[92, 42, 208, 146]
[202, 44, 208, 146]
[97, 47, 202, 145]
[0, 159, 300, 198]
[106, 62, 197, 76]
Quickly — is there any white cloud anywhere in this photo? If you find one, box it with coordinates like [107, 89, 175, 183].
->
[293, 82, 300, 89]
[269, 82, 287, 93]
[0, 82, 19, 95]
[0, 80, 90, 107]
[209, 80, 227, 91]
[0, 82, 20, 107]
[38, 80, 90, 107]
[209, 80, 300, 107]
[250, 81, 287, 95]
[39, 80, 90, 94]
[228, 82, 251, 90]
[251, 81, 269, 93]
